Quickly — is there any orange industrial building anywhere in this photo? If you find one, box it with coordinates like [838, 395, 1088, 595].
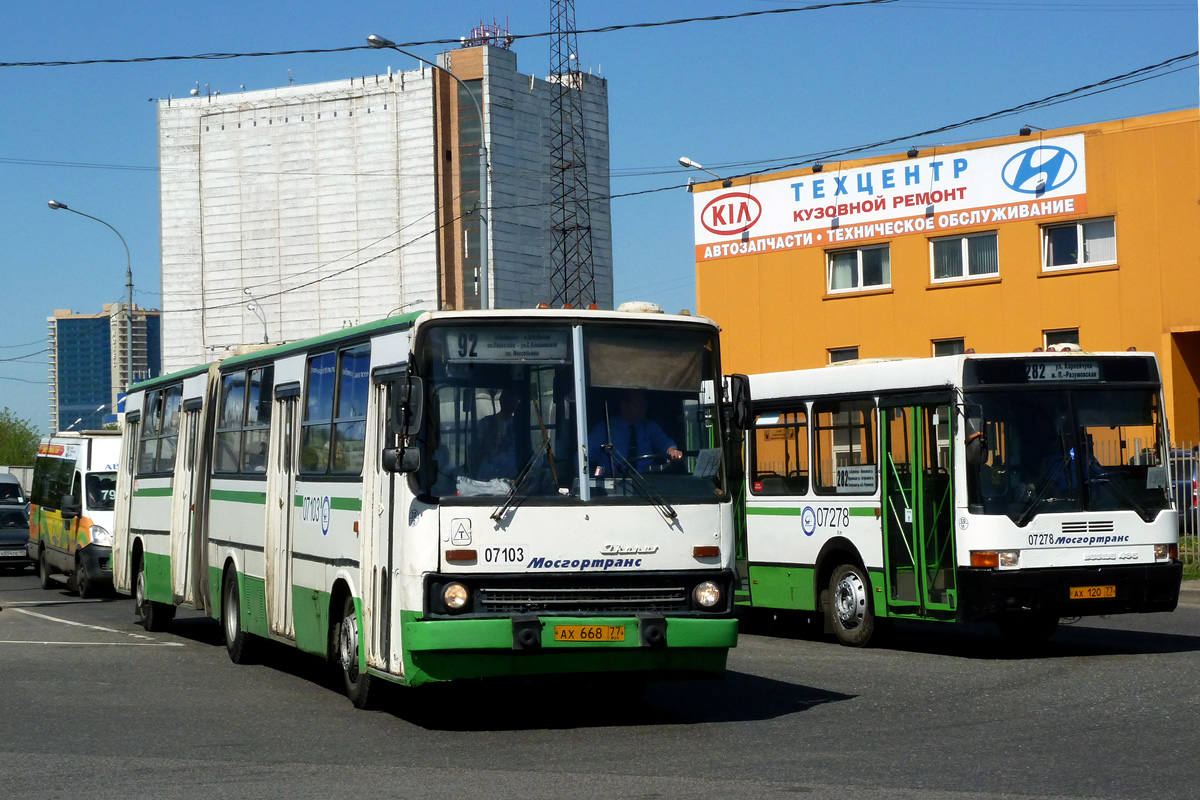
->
[692, 110, 1200, 441]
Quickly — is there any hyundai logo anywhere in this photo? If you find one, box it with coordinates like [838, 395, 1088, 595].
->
[1001, 145, 1078, 195]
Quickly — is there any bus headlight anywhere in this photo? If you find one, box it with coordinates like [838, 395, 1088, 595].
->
[999, 550, 1020, 567]
[89, 525, 113, 547]
[693, 581, 721, 609]
[442, 582, 470, 612]
[1154, 544, 1177, 560]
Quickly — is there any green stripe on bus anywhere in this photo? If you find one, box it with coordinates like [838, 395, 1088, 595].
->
[210, 489, 267, 505]
[746, 505, 878, 516]
[293, 495, 363, 512]
[133, 487, 173, 497]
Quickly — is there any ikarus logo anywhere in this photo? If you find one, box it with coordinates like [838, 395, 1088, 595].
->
[1001, 145, 1078, 195]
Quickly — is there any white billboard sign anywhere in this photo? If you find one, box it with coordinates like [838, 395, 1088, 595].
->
[692, 135, 1087, 261]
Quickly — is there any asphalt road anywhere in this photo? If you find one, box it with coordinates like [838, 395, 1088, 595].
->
[2, 568, 1197, 800]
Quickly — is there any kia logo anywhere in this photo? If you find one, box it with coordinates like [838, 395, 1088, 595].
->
[701, 192, 761, 236]
[1001, 146, 1078, 195]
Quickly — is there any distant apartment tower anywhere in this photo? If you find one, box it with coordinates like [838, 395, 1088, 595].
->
[157, 44, 613, 372]
[48, 304, 162, 433]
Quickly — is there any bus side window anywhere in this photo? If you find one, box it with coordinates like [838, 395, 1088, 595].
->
[752, 409, 809, 495]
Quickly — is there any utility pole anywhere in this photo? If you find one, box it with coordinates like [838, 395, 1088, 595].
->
[549, 0, 597, 307]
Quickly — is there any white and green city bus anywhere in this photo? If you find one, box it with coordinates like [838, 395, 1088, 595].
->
[740, 351, 1182, 646]
[113, 308, 748, 706]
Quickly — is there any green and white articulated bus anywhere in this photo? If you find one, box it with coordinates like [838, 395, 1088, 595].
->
[740, 351, 1182, 647]
[113, 308, 749, 706]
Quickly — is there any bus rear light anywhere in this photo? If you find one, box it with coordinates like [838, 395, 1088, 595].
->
[445, 549, 477, 562]
[693, 545, 719, 558]
[998, 550, 1020, 567]
[971, 551, 999, 568]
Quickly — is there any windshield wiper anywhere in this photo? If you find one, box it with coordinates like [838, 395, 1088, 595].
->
[490, 437, 552, 522]
[600, 443, 677, 522]
[1015, 453, 1072, 527]
[1084, 459, 1156, 521]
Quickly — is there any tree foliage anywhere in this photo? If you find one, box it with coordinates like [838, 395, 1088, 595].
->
[0, 408, 40, 466]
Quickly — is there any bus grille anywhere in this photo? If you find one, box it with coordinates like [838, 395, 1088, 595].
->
[478, 585, 689, 615]
[1061, 520, 1115, 534]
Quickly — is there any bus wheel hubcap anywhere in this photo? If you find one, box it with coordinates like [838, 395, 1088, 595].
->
[340, 613, 358, 677]
[835, 572, 867, 629]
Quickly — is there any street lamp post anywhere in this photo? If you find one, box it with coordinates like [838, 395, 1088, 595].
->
[47, 200, 135, 405]
[368, 33, 491, 310]
[679, 157, 733, 188]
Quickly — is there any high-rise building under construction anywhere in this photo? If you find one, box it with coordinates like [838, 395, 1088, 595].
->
[157, 43, 612, 372]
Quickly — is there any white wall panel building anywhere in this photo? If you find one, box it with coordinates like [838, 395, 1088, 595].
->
[158, 46, 611, 372]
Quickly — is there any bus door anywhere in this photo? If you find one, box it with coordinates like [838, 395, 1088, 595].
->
[265, 395, 299, 639]
[113, 418, 138, 593]
[170, 408, 202, 605]
[881, 398, 957, 618]
[360, 378, 400, 676]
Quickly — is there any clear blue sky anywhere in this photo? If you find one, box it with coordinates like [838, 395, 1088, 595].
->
[1, 0, 1197, 434]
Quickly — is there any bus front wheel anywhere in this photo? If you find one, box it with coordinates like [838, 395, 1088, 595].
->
[335, 595, 375, 709]
[827, 562, 876, 647]
[37, 548, 53, 590]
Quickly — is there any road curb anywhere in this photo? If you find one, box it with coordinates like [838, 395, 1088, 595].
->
[1179, 580, 1200, 606]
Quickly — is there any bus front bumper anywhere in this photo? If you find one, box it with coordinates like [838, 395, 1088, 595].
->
[398, 615, 738, 684]
[957, 562, 1182, 621]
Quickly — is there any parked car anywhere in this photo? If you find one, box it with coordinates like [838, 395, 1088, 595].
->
[1169, 448, 1197, 535]
[0, 506, 33, 571]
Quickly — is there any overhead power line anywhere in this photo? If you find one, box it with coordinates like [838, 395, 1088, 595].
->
[0, 1, 896, 68]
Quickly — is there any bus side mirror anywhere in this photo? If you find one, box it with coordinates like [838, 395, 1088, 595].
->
[727, 374, 752, 429]
[61, 495, 81, 520]
[382, 446, 421, 474]
[389, 376, 424, 436]
[964, 405, 986, 467]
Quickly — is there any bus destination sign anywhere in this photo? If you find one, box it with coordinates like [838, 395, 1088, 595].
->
[444, 328, 570, 364]
[1024, 360, 1100, 382]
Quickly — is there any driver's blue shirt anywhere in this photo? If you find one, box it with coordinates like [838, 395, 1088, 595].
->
[587, 418, 676, 474]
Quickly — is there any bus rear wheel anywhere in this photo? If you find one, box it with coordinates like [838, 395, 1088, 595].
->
[222, 569, 257, 664]
[827, 562, 876, 647]
[335, 594, 375, 709]
[135, 556, 175, 632]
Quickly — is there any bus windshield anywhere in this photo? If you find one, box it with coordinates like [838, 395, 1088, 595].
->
[965, 388, 1170, 523]
[416, 321, 724, 501]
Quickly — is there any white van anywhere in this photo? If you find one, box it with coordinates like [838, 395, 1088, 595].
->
[27, 432, 122, 597]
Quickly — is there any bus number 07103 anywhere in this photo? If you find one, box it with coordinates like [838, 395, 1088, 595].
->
[484, 547, 524, 564]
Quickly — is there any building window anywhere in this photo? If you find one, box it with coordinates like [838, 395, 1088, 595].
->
[1043, 328, 1080, 350]
[828, 245, 890, 293]
[931, 232, 998, 282]
[829, 347, 859, 364]
[933, 338, 965, 357]
[1042, 218, 1116, 270]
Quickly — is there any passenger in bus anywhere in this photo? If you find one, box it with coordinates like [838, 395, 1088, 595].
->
[588, 389, 682, 476]
[473, 390, 521, 480]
